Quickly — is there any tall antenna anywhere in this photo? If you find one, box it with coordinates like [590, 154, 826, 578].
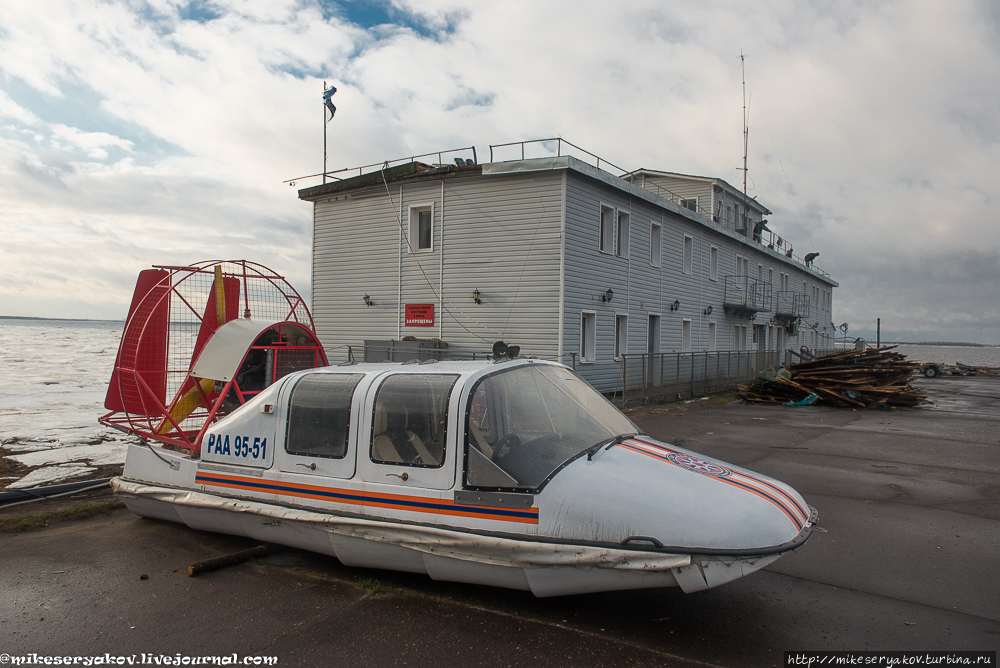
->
[740, 51, 750, 236]
[323, 81, 328, 185]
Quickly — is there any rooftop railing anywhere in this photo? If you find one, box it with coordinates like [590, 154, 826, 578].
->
[283, 145, 479, 188]
[488, 138, 630, 176]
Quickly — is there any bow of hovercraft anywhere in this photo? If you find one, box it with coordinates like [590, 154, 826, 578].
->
[531, 435, 816, 592]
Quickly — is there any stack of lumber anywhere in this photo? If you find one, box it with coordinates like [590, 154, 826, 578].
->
[740, 346, 926, 408]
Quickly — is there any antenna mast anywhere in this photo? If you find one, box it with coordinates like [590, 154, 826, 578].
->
[740, 51, 749, 234]
[322, 81, 328, 185]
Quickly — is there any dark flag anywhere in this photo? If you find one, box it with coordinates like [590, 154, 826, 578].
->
[323, 86, 337, 122]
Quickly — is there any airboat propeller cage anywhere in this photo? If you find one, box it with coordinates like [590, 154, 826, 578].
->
[101, 261, 328, 455]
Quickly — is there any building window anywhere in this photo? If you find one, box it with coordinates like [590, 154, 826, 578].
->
[614, 314, 628, 360]
[616, 212, 629, 258]
[726, 204, 734, 228]
[408, 205, 433, 252]
[682, 319, 691, 352]
[580, 311, 596, 363]
[710, 246, 718, 281]
[650, 223, 662, 267]
[683, 235, 693, 275]
[600, 205, 614, 254]
[681, 197, 698, 212]
[708, 322, 716, 351]
[735, 255, 748, 278]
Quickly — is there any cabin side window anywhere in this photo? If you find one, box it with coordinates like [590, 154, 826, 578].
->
[371, 374, 458, 468]
[285, 373, 365, 459]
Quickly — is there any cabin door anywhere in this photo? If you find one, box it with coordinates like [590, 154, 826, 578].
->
[356, 372, 459, 491]
[275, 371, 373, 479]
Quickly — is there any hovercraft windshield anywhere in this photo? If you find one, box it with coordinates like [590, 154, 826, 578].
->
[464, 364, 639, 491]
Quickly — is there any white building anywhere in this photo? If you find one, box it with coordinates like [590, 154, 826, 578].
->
[298, 141, 838, 393]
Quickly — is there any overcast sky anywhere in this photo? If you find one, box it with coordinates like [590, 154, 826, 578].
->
[1, 0, 998, 344]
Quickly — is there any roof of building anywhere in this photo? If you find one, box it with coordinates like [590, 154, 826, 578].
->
[625, 168, 773, 216]
[297, 154, 835, 287]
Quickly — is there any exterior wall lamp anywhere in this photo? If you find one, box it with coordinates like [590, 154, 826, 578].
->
[703, 305, 713, 316]
[601, 288, 614, 303]
[670, 299, 680, 311]
[470, 289, 481, 304]
[363, 294, 374, 307]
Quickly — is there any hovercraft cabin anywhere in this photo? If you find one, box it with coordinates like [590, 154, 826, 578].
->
[298, 141, 838, 394]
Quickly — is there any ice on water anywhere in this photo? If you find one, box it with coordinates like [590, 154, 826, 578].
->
[1, 319, 131, 488]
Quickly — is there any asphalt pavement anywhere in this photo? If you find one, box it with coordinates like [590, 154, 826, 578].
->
[1, 376, 997, 667]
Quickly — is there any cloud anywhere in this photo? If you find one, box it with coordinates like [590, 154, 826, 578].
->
[0, 0, 997, 343]
[0, 89, 41, 125]
[50, 124, 134, 159]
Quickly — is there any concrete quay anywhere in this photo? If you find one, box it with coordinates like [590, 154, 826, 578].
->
[1, 377, 997, 666]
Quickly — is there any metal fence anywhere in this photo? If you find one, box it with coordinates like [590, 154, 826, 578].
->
[615, 348, 836, 408]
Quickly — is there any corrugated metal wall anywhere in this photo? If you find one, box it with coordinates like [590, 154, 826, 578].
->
[561, 169, 835, 392]
[312, 171, 563, 361]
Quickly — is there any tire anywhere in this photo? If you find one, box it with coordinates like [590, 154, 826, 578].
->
[924, 366, 938, 378]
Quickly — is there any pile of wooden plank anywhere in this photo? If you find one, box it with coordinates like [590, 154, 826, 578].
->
[740, 346, 927, 408]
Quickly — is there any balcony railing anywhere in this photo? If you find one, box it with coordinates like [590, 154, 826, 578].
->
[774, 291, 811, 319]
[723, 276, 771, 313]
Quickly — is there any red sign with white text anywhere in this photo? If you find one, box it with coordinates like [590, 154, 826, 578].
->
[405, 303, 435, 327]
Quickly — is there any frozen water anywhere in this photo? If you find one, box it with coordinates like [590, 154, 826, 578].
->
[9, 441, 128, 467]
[0, 318, 132, 488]
[7, 463, 97, 489]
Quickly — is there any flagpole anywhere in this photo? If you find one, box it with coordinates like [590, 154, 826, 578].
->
[322, 81, 327, 185]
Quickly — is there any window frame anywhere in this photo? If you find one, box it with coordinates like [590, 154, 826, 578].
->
[682, 235, 693, 275]
[580, 311, 597, 363]
[407, 204, 434, 253]
[368, 373, 459, 469]
[709, 246, 718, 281]
[650, 222, 662, 267]
[616, 211, 630, 259]
[284, 372, 366, 460]
[599, 204, 615, 254]
[681, 318, 692, 353]
[614, 313, 628, 361]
